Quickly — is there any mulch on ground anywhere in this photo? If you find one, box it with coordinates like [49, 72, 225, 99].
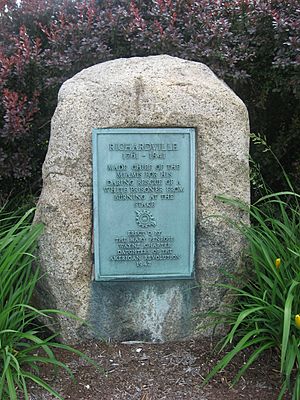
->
[28, 339, 290, 400]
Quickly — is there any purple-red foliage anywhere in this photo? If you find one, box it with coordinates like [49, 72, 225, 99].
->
[0, 0, 299, 198]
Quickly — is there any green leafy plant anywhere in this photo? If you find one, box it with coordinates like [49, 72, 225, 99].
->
[0, 206, 98, 400]
[201, 186, 300, 399]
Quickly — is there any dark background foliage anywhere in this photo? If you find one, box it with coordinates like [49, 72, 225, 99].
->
[0, 0, 299, 201]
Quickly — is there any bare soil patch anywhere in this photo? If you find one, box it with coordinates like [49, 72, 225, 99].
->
[28, 339, 290, 400]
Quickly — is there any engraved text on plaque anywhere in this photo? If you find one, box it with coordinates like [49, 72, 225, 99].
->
[92, 128, 195, 280]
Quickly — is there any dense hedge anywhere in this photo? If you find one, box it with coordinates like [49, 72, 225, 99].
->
[0, 0, 299, 200]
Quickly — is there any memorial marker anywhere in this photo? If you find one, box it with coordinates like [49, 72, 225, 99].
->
[92, 128, 195, 280]
[35, 56, 250, 341]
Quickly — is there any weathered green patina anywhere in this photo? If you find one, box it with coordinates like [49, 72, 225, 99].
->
[92, 128, 195, 281]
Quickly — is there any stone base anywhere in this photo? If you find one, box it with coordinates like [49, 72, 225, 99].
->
[89, 280, 199, 342]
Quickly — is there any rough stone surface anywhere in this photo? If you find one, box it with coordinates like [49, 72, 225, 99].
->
[35, 55, 250, 342]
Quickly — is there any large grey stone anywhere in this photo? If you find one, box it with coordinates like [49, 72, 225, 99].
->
[35, 55, 250, 342]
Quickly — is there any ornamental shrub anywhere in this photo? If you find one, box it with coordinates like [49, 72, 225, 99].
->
[0, 0, 299, 199]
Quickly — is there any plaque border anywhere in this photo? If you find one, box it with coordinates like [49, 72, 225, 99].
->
[92, 127, 196, 281]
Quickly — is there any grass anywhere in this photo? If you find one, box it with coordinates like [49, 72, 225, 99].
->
[201, 186, 300, 399]
[0, 206, 99, 400]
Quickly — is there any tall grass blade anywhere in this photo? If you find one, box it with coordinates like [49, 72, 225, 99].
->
[0, 206, 100, 399]
[200, 170, 300, 400]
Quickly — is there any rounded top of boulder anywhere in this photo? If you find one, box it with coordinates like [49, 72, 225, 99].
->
[58, 55, 245, 113]
[75, 54, 214, 79]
